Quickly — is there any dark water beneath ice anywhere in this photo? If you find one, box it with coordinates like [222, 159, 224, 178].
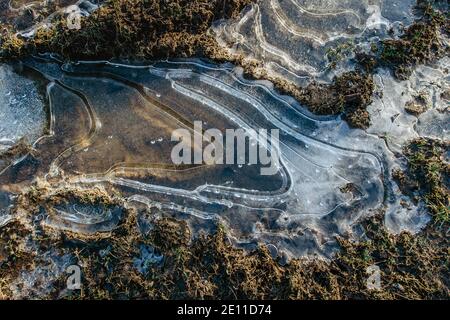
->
[0, 56, 396, 258]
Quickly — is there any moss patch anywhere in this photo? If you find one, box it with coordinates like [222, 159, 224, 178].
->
[331, 215, 448, 299]
[376, 1, 448, 79]
[394, 138, 449, 226]
[1, 0, 253, 60]
[0, 221, 34, 299]
[291, 71, 374, 129]
[2, 182, 449, 300]
[214, 57, 375, 129]
[0, 208, 448, 299]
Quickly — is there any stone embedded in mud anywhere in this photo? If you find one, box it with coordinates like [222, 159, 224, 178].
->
[405, 101, 427, 116]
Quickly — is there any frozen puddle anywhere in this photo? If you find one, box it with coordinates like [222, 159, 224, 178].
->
[212, 0, 416, 84]
[0, 55, 439, 258]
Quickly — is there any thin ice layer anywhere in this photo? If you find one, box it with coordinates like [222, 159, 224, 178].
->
[0, 56, 402, 258]
[0, 64, 47, 149]
[212, 0, 416, 84]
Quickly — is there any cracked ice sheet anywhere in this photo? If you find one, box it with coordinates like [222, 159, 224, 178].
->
[366, 57, 449, 234]
[0, 64, 47, 150]
[368, 57, 450, 155]
[0, 56, 435, 258]
[212, 0, 416, 85]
